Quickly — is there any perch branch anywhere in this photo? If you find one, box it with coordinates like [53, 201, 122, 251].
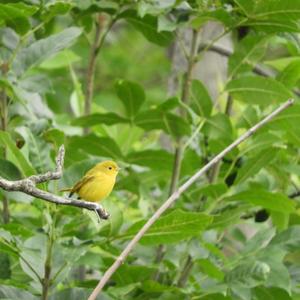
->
[88, 99, 294, 299]
[0, 145, 109, 220]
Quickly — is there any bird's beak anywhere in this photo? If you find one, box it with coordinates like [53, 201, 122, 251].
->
[117, 167, 122, 171]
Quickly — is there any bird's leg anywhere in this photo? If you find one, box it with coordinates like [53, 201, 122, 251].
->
[94, 209, 101, 223]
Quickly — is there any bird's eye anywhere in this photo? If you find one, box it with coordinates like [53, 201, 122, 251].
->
[108, 167, 112, 170]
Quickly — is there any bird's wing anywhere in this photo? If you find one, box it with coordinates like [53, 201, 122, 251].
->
[70, 175, 96, 194]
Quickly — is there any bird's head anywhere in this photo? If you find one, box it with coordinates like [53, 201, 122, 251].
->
[97, 160, 120, 176]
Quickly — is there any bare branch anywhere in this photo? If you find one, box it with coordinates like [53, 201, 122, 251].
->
[0, 145, 109, 220]
[88, 99, 294, 299]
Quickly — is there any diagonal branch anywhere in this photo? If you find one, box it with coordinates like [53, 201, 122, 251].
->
[88, 99, 294, 299]
[0, 145, 109, 220]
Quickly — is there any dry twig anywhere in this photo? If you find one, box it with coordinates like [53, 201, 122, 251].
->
[0, 145, 109, 220]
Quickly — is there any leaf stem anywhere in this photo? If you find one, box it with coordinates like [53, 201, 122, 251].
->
[84, 14, 116, 134]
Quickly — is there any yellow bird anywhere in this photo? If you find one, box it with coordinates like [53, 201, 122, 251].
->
[61, 160, 120, 202]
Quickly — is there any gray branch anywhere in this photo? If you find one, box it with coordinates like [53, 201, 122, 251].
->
[0, 145, 109, 220]
[198, 42, 300, 97]
[198, 42, 274, 77]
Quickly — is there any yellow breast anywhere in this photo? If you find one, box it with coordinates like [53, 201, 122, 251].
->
[78, 174, 115, 202]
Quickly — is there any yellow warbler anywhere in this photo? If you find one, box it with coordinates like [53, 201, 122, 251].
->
[61, 160, 120, 202]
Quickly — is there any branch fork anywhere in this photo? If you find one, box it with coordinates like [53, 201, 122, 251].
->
[0, 145, 110, 220]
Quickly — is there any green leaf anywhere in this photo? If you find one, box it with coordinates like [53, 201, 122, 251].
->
[203, 113, 233, 140]
[115, 80, 145, 119]
[257, 246, 291, 293]
[271, 211, 289, 231]
[126, 149, 173, 171]
[0, 285, 38, 300]
[253, 287, 292, 300]
[13, 27, 82, 76]
[122, 10, 174, 47]
[0, 3, 38, 35]
[43, 129, 65, 149]
[228, 35, 268, 77]
[71, 113, 129, 127]
[0, 159, 22, 180]
[270, 225, 300, 251]
[190, 80, 212, 117]
[277, 59, 300, 88]
[225, 76, 293, 105]
[189, 183, 228, 200]
[122, 209, 213, 245]
[235, 148, 278, 184]
[197, 258, 224, 281]
[224, 190, 295, 213]
[39, 49, 81, 69]
[67, 134, 123, 160]
[112, 265, 156, 286]
[134, 109, 190, 137]
[0, 131, 35, 177]
[225, 260, 270, 287]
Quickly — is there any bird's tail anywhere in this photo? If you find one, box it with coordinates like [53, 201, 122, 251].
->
[60, 187, 72, 192]
[60, 187, 75, 197]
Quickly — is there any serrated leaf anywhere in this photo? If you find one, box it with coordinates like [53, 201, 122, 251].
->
[13, 27, 82, 76]
[122, 209, 213, 245]
[224, 190, 295, 213]
[226, 76, 292, 105]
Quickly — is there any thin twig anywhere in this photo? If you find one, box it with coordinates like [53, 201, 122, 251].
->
[88, 99, 294, 299]
[84, 14, 116, 134]
[0, 145, 110, 220]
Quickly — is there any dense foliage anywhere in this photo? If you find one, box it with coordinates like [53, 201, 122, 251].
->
[1, 0, 300, 299]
